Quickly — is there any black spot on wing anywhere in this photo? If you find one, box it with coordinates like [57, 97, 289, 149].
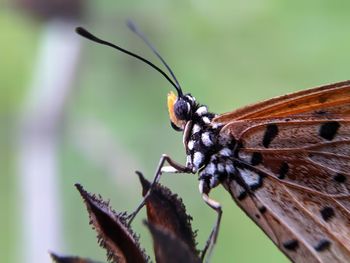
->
[333, 173, 346, 183]
[237, 190, 247, 201]
[320, 207, 335, 221]
[283, 239, 299, 251]
[262, 124, 279, 148]
[315, 110, 327, 116]
[258, 206, 267, 214]
[278, 162, 289, 179]
[251, 152, 263, 166]
[314, 239, 331, 252]
[319, 121, 340, 141]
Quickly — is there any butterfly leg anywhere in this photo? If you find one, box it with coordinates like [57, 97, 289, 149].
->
[127, 154, 194, 225]
[199, 180, 222, 262]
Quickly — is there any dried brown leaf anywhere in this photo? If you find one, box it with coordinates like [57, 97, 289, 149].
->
[136, 172, 198, 257]
[145, 222, 201, 263]
[75, 184, 148, 263]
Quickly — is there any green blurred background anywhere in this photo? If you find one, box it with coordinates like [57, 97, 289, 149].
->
[2, 0, 350, 262]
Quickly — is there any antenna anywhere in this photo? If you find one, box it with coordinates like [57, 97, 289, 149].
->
[75, 26, 183, 96]
[126, 20, 183, 96]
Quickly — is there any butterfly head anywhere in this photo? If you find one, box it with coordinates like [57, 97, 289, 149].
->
[167, 91, 197, 131]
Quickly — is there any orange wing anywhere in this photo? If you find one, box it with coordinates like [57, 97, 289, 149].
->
[215, 81, 350, 262]
[214, 80, 350, 123]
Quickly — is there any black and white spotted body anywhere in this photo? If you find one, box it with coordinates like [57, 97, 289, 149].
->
[176, 94, 238, 192]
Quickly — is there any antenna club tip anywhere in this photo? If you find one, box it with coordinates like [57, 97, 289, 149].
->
[75, 27, 100, 42]
[126, 19, 137, 32]
[75, 26, 85, 35]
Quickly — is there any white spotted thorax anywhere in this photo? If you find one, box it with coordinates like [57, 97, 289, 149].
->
[175, 94, 236, 191]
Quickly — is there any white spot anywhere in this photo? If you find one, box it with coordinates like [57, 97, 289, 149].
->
[201, 132, 213, 146]
[239, 168, 260, 187]
[195, 106, 207, 116]
[212, 123, 219, 129]
[186, 95, 195, 103]
[218, 163, 224, 172]
[193, 152, 204, 169]
[225, 164, 234, 174]
[205, 163, 216, 174]
[198, 180, 205, 193]
[202, 116, 211, 124]
[186, 155, 192, 167]
[220, 148, 232, 157]
[186, 102, 191, 114]
[161, 166, 178, 173]
[188, 140, 194, 150]
[238, 152, 250, 162]
[192, 124, 201, 134]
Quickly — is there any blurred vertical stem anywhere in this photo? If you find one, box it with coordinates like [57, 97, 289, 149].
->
[17, 19, 81, 263]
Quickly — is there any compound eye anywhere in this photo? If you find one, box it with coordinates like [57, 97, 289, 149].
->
[174, 98, 191, 120]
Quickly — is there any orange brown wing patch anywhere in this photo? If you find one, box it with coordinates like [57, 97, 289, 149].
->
[217, 82, 350, 261]
[214, 80, 350, 123]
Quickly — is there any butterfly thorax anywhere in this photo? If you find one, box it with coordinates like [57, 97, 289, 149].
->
[184, 104, 237, 190]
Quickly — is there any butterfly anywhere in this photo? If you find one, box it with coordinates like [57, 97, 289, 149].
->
[76, 22, 350, 262]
